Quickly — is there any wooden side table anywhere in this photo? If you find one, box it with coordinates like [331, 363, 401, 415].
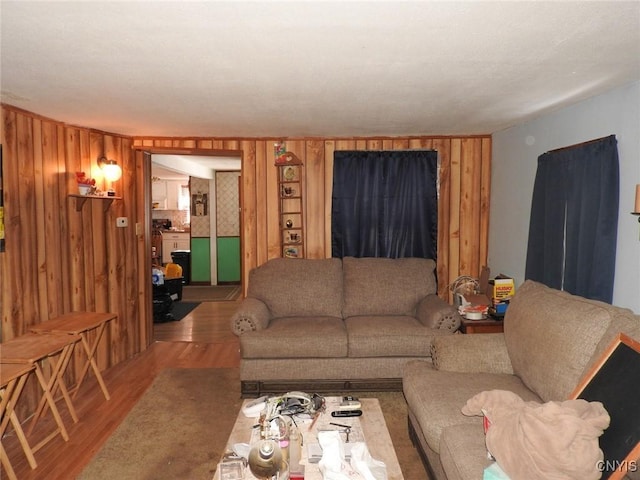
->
[31, 311, 116, 400]
[460, 318, 504, 334]
[0, 332, 80, 446]
[1, 363, 38, 480]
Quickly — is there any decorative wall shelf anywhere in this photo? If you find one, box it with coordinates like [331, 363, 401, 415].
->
[275, 152, 305, 259]
[69, 194, 121, 212]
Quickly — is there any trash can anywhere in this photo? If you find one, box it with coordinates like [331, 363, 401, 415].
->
[171, 250, 191, 285]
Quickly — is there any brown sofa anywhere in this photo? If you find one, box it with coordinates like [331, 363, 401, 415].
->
[230, 256, 461, 396]
[403, 280, 640, 480]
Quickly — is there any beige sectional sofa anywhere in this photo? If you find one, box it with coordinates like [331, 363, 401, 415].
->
[230, 256, 461, 396]
[403, 280, 640, 480]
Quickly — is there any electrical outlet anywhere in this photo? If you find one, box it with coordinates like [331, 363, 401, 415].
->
[116, 217, 128, 228]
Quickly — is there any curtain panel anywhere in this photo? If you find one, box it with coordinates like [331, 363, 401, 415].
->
[525, 135, 619, 303]
[331, 150, 438, 259]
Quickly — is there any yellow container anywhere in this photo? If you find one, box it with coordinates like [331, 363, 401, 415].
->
[165, 262, 183, 279]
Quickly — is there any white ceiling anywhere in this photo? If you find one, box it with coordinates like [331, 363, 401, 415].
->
[1, 1, 639, 139]
[151, 153, 240, 179]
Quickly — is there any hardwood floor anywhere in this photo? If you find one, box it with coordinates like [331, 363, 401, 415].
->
[3, 299, 241, 480]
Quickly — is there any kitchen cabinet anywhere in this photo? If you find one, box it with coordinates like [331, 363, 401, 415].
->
[152, 180, 188, 210]
[162, 232, 190, 264]
[152, 180, 167, 209]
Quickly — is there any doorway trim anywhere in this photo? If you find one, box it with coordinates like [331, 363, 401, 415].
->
[132, 145, 244, 293]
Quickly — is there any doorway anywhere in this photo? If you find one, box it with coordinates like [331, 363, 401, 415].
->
[150, 152, 241, 287]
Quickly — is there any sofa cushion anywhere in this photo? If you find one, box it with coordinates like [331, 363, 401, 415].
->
[504, 280, 613, 401]
[345, 315, 435, 357]
[439, 423, 492, 480]
[247, 258, 343, 318]
[342, 257, 437, 318]
[239, 316, 347, 359]
[402, 360, 542, 454]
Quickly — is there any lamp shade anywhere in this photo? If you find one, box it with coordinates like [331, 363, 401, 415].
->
[248, 439, 282, 479]
[101, 159, 122, 182]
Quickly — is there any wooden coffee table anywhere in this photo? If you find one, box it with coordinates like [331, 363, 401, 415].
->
[216, 396, 404, 480]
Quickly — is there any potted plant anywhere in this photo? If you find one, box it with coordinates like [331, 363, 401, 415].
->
[75, 171, 96, 195]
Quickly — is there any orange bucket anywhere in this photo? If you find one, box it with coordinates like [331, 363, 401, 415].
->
[165, 262, 183, 279]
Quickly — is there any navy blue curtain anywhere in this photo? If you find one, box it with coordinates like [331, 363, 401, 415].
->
[525, 135, 619, 303]
[331, 150, 438, 259]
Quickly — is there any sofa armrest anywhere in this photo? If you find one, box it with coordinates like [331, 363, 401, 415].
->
[431, 334, 514, 374]
[416, 294, 462, 332]
[230, 297, 272, 336]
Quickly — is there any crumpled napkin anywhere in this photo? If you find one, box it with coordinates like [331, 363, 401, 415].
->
[349, 442, 387, 480]
[317, 430, 387, 480]
[318, 430, 352, 480]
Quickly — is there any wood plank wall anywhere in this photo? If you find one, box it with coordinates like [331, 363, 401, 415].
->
[0, 103, 490, 410]
[132, 135, 492, 299]
[1, 105, 151, 412]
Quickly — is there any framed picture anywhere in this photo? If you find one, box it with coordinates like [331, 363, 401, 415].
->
[570, 333, 640, 479]
[192, 192, 208, 216]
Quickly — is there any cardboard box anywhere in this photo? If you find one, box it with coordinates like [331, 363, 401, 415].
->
[490, 275, 515, 302]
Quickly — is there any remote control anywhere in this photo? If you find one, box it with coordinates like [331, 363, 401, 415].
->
[331, 409, 362, 417]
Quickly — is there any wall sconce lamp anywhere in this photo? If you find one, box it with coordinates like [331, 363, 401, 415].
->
[97, 156, 122, 182]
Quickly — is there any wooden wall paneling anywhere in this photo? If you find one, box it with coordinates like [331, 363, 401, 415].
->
[255, 140, 274, 264]
[479, 137, 492, 270]
[392, 138, 410, 150]
[79, 130, 98, 312]
[448, 138, 462, 299]
[464, 138, 483, 275]
[458, 138, 475, 275]
[2, 108, 20, 338]
[89, 132, 109, 316]
[223, 139, 240, 151]
[33, 117, 49, 321]
[211, 139, 226, 150]
[241, 140, 259, 281]
[16, 113, 39, 330]
[197, 139, 213, 149]
[127, 134, 490, 305]
[305, 140, 325, 259]
[65, 128, 86, 312]
[433, 138, 452, 299]
[56, 123, 72, 316]
[42, 121, 65, 318]
[175, 139, 196, 149]
[366, 139, 382, 150]
[355, 139, 367, 150]
[242, 140, 258, 289]
[105, 134, 126, 360]
[334, 139, 357, 152]
[382, 139, 395, 150]
[323, 140, 336, 258]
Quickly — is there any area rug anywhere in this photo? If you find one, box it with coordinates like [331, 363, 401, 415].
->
[78, 368, 243, 480]
[170, 301, 201, 321]
[180, 285, 241, 302]
[79, 369, 428, 479]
